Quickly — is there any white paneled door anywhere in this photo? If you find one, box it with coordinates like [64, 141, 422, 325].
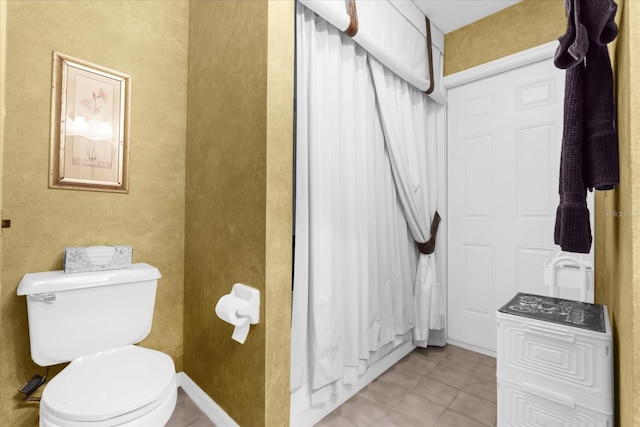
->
[447, 56, 592, 354]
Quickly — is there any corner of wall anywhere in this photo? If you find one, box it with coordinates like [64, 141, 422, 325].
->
[594, 0, 640, 425]
[265, 1, 294, 425]
[0, 0, 6, 289]
[0, 0, 6, 409]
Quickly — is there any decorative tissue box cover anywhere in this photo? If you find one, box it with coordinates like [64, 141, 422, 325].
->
[63, 245, 132, 274]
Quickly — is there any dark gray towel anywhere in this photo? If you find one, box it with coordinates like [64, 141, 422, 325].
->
[583, 43, 618, 190]
[581, 0, 618, 45]
[553, 0, 618, 253]
[554, 0, 589, 69]
[554, 63, 592, 253]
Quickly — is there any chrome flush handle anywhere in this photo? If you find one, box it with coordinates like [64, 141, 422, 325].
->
[28, 294, 56, 304]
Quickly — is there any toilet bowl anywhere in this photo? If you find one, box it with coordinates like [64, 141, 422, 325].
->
[17, 263, 177, 426]
[40, 345, 176, 427]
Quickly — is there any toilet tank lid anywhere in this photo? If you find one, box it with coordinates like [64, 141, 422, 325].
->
[17, 263, 161, 296]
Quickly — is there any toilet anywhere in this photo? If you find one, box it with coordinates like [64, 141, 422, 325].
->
[17, 263, 177, 427]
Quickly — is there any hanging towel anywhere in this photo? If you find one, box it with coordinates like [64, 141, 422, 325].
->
[581, 0, 618, 45]
[583, 43, 618, 190]
[554, 63, 592, 253]
[553, 0, 618, 253]
[583, 0, 618, 190]
[554, 0, 589, 69]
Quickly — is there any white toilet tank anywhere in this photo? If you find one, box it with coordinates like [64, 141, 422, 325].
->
[17, 263, 161, 367]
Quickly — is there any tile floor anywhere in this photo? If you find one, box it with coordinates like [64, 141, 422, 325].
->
[163, 344, 495, 427]
[166, 387, 216, 427]
[315, 344, 497, 427]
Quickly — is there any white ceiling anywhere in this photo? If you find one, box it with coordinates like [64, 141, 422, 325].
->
[413, 0, 522, 34]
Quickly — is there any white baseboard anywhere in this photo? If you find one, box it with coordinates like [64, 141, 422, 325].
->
[176, 372, 239, 427]
[446, 338, 496, 358]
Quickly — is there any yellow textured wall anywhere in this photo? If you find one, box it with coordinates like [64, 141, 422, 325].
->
[184, 1, 293, 426]
[444, 0, 565, 75]
[264, 1, 294, 425]
[0, 5, 6, 404]
[631, 5, 640, 424]
[0, 1, 188, 425]
[595, 1, 640, 425]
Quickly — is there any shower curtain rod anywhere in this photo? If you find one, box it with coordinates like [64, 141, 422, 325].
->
[343, 0, 435, 95]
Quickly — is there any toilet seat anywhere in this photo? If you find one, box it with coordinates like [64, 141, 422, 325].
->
[40, 345, 176, 426]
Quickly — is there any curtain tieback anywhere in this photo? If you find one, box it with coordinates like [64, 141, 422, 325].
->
[345, 0, 358, 37]
[416, 211, 441, 255]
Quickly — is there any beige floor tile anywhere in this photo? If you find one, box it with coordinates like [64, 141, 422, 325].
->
[480, 355, 497, 368]
[314, 412, 359, 427]
[434, 409, 487, 427]
[165, 393, 211, 427]
[315, 346, 497, 427]
[358, 378, 407, 410]
[449, 391, 497, 426]
[425, 345, 449, 354]
[413, 346, 448, 363]
[396, 352, 438, 375]
[472, 364, 497, 383]
[445, 346, 487, 364]
[412, 377, 459, 407]
[176, 387, 190, 403]
[438, 353, 481, 374]
[379, 365, 422, 391]
[427, 365, 471, 389]
[335, 393, 389, 426]
[376, 411, 428, 427]
[391, 392, 446, 427]
[186, 419, 217, 427]
[462, 375, 497, 403]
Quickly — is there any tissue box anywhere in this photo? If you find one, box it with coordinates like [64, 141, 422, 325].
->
[63, 245, 132, 274]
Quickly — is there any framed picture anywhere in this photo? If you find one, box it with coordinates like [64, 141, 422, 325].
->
[49, 52, 131, 192]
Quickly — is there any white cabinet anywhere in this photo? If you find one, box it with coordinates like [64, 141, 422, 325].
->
[496, 293, 613, 426]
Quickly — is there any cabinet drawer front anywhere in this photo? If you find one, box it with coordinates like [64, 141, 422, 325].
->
[497, 317, 612, 412]
[497, 379, 612, 427]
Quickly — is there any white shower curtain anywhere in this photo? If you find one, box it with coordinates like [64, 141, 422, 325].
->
[291, 4, 445, 406]
[368, 59, 445, 345]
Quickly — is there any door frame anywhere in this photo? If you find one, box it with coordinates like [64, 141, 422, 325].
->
[442, 41, 558, 355]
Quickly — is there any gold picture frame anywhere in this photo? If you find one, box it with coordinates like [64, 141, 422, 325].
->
[49, 52, 131, 192]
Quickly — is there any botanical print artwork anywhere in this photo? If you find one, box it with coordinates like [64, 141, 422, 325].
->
[80, 88, 109, 114]
[67, 75, 115, 169]
[50, 52, 130, 192]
